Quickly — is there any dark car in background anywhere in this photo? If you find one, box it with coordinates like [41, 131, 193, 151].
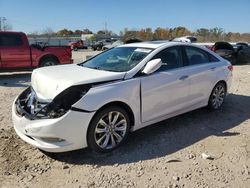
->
[236, 43, 250, 63]
[211, 41, 250, 64]
[211, 42, 237, 64]
[91, 41, 104, 51]
[91, 39, 112, 51]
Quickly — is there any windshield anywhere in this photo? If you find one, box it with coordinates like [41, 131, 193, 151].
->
[79, 47, 152, 72]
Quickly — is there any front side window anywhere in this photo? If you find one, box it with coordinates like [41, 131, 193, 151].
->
[152, 47, 182, 72]
[79, 47, 152, 72]
[184, 46, 210, 65]
[0, 34, 23, 47]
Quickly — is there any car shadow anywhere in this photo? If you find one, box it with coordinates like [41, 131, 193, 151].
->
[43, 93, 250, 166]
[0, 72, 31, 87]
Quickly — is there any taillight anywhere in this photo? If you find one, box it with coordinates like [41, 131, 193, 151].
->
[228, 65, 233, 71]
[211, 46, 215, 52]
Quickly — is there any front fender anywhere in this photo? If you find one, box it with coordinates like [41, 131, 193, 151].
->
[72, 78, 141, 125]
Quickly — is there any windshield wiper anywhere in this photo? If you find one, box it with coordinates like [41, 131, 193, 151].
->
[80, 65, 115, 72]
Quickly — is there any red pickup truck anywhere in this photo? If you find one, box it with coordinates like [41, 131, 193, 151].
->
[0, 31, 73, 70]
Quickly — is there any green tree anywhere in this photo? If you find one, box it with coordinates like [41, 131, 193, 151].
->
[82, 28, 93, 34]
[153, 27, 170, 40]
[57, 28, 73, 36]
[196, 28, 210, 42]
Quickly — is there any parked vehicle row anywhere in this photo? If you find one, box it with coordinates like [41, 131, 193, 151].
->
[0, 31, 73, 70]
[210, 41, 250, 64]
[91, 39, 113, 51]
[102, 40, 124, 50]
[12, 41, 232, 153]
[68, 40, 88, 51]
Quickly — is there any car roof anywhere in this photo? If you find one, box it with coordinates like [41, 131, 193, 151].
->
[0, 31, 25, 35]
[120, 41, 193, 49]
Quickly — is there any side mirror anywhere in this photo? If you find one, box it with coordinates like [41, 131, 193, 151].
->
[142, 59, 162, 75]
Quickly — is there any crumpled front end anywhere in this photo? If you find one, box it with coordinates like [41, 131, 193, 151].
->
[12, 86, 95, 152]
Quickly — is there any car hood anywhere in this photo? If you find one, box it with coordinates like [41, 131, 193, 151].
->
[31, 64, 125, 101]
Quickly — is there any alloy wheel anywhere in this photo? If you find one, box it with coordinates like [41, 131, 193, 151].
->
[211, 84, 225, 109]
[94, 111, 127, 150]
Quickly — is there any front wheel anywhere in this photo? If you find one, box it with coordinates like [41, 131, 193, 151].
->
[208, 82, 226, 110]
[87, 106, 130, 153]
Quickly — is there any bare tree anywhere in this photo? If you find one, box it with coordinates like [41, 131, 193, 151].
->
[42, 27, 54, 43]
[27, 31, 40, 43]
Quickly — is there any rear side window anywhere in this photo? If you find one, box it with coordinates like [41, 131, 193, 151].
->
[208, 53, 220, 62]
[184, 46, 210, 65]
[0, 34, 23, 47]
[152, 47, 182, 72]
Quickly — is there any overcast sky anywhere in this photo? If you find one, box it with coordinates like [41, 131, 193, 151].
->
[1, 0, 250, 34]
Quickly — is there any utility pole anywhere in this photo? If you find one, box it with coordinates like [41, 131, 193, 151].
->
[104, 22, 107, 34]
[0, 17, 6, 31]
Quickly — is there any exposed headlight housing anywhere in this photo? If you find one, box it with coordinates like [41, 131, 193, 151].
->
[16, 85, 90, 119]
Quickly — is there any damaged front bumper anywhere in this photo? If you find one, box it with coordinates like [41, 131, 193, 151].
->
[12, 87, 95, 152]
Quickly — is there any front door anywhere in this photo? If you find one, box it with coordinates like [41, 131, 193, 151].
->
[141, 46, 190, 123]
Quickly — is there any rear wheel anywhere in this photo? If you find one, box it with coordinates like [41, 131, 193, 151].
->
[40, 57, 58, 67]
[208, 82, 226, 110]
[87, 106, 130, 153]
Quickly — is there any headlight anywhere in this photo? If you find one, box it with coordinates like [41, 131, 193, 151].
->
[16, 85, 90, 119]
[36, 85, 90, 118]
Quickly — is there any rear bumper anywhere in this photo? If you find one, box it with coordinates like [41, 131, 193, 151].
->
[12, 98, 95, 152]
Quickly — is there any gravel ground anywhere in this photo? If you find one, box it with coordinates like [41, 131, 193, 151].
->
[0, 65, 250, 188]
[72, 50, 100, 63]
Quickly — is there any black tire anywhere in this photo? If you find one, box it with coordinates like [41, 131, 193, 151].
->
[208, 82, 226, 110]
[40, 57, 58, 67]
[73, 47, 78, 51]
[87, 106, 130, 153]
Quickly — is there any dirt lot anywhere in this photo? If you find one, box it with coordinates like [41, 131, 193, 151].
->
[0, 65, 250, 188]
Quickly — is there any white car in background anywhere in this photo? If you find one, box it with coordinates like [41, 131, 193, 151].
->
[173, 36, 197, 43]
[12, 41, 233, 153]
[102, 40, 124, 50]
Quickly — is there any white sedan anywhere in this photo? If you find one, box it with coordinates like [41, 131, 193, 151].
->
[12, 41, 233, 153]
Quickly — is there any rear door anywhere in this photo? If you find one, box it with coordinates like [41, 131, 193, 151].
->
[141, 46, 191, 123]
[182, 46, 220, 106]
[0, 33, 30, 68]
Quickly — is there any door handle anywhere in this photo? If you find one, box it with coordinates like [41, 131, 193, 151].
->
[179, 75, 189, 80]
